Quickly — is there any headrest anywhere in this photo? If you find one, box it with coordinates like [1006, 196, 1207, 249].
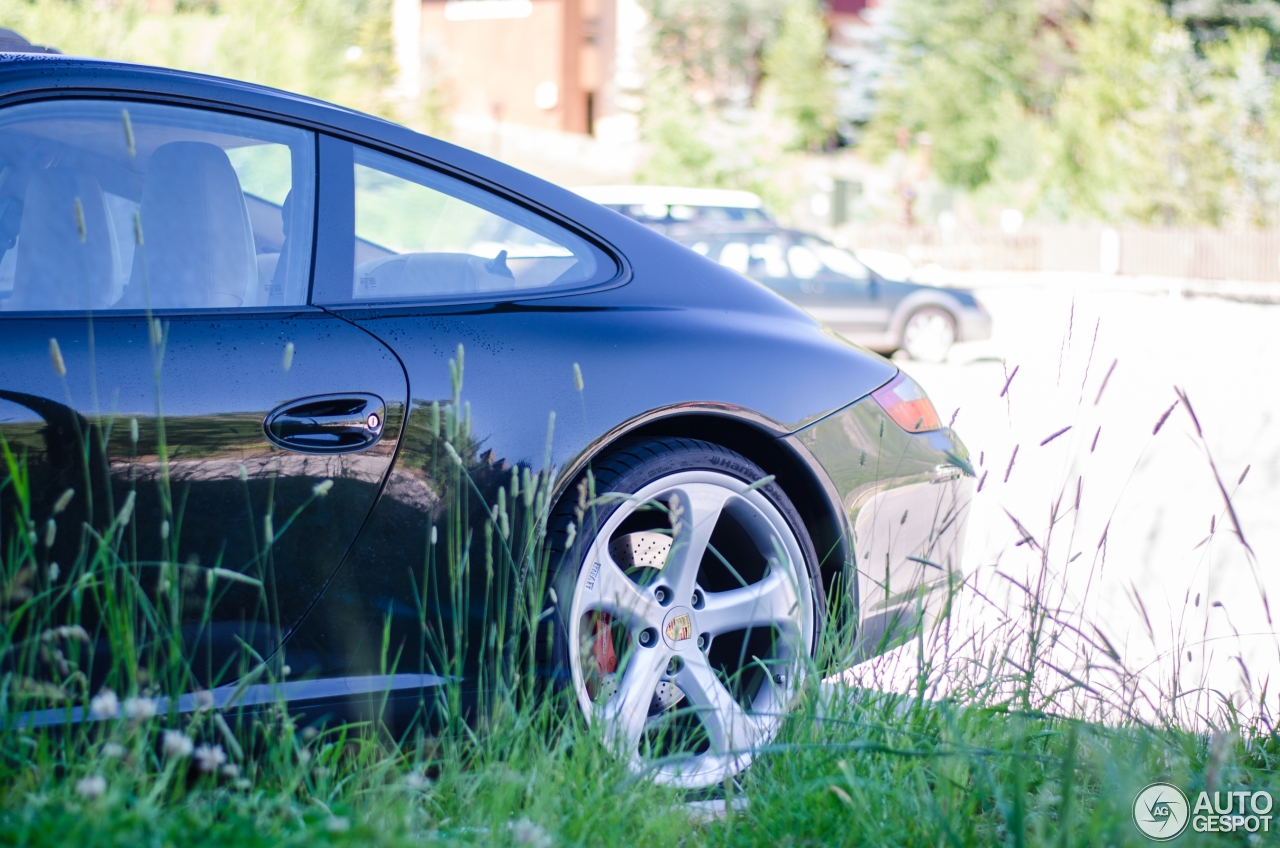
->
[132, 141, 256, 308]
[7, 168, 117, 311]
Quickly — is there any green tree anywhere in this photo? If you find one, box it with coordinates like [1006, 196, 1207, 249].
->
[640, 0, 790, 111]
[863, 0, 1074, 189]
[0, 0, 399, 122]
[1049, 0, 1256, 225]
[761, 0, 837, 151]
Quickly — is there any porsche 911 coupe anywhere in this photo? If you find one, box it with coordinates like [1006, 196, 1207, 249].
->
[0, 55, 973, 787]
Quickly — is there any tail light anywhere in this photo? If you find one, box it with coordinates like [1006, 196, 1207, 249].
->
[871, 371, 941, 433]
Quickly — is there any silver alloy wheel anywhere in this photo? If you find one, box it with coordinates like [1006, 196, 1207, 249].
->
[901, 307, 956, 363]
[567, 469, 815, 789]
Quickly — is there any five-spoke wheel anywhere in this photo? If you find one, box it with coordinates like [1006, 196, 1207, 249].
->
[551, 440, 819, 788]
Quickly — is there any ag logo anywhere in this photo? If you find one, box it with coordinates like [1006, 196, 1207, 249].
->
[1133, 782, 1190, 841]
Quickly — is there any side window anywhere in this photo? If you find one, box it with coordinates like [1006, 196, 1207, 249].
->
[802, 237, 870, 283]
[0, 100, 314, 312]
[748, 237, 789, 279]
[719, 242, 751, 275]
[787, 244, 823, 280]
[334, 146, 612, 302]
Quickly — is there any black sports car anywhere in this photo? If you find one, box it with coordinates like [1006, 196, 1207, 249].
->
[669, 225, 993, 363]
[0, 55, 972, 787]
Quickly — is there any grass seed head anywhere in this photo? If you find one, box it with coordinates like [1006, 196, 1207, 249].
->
[53, 488, 74, 514]
[73, 197, 86, 243]
[120, 108, 135, 157]
[48, 338, 66, 377]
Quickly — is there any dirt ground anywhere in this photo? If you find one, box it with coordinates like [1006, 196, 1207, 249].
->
[875, 272, 1280, 723]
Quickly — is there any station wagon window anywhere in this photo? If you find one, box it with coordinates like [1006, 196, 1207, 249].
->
[799, 237, 871, 282]
[336, 146, 610, 302]
[0, 100, 315, 312]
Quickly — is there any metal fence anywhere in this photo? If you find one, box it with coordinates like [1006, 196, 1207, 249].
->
[839, 224, 1280, 282]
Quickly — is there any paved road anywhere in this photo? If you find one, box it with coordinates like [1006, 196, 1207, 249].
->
[861, 274, 1280, 723]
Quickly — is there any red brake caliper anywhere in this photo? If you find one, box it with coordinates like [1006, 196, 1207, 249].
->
[592, 613, 618, 674]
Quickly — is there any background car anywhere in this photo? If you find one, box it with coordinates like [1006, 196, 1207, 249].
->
[670, 225, 993, 362]
[571, 184, 775, 234]
[0, 56, 973, 788]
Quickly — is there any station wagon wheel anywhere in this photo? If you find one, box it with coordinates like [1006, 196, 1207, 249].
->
[550, 439, 820, 789]
[901, 306, 956, 363]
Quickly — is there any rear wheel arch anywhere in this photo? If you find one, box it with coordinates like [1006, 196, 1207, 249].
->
[556, 410, 851, 602]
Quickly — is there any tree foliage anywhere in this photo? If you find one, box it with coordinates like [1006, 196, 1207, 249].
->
[640, 0, 790, 112]
[863, 0, 1075, 189]
[761, 0, 838, 151]
[868, 0, 1280, 225]
[0, 0, 398, 119]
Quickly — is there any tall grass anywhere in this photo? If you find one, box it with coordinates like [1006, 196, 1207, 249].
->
[0, 337, 1277, 848]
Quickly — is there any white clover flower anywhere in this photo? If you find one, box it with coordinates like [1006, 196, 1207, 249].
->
[47, 562, 60, 582]
[194, 744, 226, 773]
[325, 817, 350, 833]
[220, 763, 240, 779]
[89, 689, 119, 720]
[75, 774, 107, 799]
[162, 730, 193, 759]
[100, 742, 125, 759]
[297, 747, 312, 764]
[312, 479, 333, 497]
[404, 771, 431, 790]
[123, 697, 158, 721]
[510, 818, 552, 848]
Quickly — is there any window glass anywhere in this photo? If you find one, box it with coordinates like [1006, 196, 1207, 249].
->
[802, 236, 870, 282]
[0, 100, 314, 312]
[787, 244, 822, 280]
[719, 242, 750, 274]
[748, 237, 789, 279]
[340, 147, 610, 302]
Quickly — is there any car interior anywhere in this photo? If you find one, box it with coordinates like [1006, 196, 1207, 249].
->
[0, 101, 312, 311]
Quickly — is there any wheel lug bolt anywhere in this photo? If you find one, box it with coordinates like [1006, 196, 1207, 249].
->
[696, 634, 707, 650]
[638, 629, 654, 647]
[666, 659, 677, 674]
[654, 586, 668, 605]
[691, 590, 703, 608]
[773, 673, 785, 685]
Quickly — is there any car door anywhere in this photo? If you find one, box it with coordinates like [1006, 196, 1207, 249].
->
[0, 98, 406, 689]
